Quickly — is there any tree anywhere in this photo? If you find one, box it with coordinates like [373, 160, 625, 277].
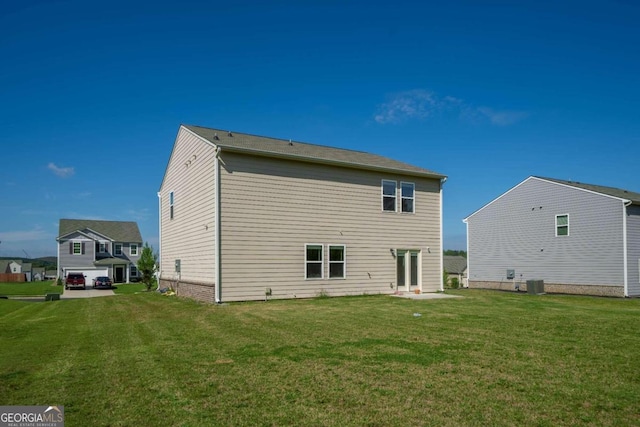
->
[137, 243, 158, 291]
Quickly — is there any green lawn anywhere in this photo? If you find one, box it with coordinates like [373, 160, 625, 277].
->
[0, 280, 62, 296]
[1, 290, 639, 426]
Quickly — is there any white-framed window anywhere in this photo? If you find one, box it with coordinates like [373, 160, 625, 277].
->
[401, 182, 415, 213]
[556, 214, 569, 236]
[130, 244, 138, 256]
[131, 265, 138, 277]
[115, 243, 123, 255]
[72, 241, 82, 255]
[328, 245, 346, 279]
[305, 244, 324, 279]
[98, 242, 108, 253]
[170, 191, 175, 220]
[382, 180, 397, 212]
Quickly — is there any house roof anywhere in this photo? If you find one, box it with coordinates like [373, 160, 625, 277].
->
[58, 219, 142, 243]
[464, 176, 640, 222]
[443, 256, 467, 274]
[183, 125, 447, 179]
[534, 176, 640, 204]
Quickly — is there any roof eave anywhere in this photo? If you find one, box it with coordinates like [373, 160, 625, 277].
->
[219, 145, 447, 180]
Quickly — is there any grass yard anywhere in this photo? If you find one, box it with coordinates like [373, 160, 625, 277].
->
[0, 280, 62, 296]
[112, 283, 148, 294]
[1, 290, 639, 426]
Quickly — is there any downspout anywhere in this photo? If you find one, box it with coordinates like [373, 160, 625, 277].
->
[623, 200, 631, 297]
[214, 146, 222, 303]
[157, 192, 162, 290]
[439, 177, 447, 291]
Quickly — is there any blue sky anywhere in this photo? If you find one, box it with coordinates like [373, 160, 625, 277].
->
[1, 0, 639, 258]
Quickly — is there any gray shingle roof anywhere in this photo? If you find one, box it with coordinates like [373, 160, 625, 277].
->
[58, 219, 142, 242]
[443, 256, 467, 274]
[184, 125, 446, 179]
[535, 177, 640, 204]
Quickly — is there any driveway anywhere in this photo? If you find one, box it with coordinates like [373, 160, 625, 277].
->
[61, 288, 116, 299]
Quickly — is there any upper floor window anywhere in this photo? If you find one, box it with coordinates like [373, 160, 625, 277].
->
[71, 242, 82, 255]
[130, 244, 138, 256]
[556, 214, 569, 236]
[401, 182, 415, 213]
[382, 180, 397, 212]
[115, 243, 123, 255]
[170, 191, 175, 219]
[98, 242, 108, 253]
[329, 245, 346, 279]
[305, 244, 323, 279]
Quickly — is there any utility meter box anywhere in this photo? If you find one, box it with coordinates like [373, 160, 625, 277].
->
[506, 269, 515, 280]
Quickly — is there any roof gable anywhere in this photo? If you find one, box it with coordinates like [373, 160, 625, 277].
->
[182, 124, 446, 179]
[464, 176, 640, 222]
[534, 176, 640, 204]
[58, 219, 142, 242]
[443, 256, 467, 274]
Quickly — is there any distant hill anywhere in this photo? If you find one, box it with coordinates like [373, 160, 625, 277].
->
[0, 256, 57, 268]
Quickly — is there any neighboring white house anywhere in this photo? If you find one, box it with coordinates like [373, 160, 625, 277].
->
[56, 219, 143, 284]
[158, 124, 447, 303]
[463, 176, 640, 297]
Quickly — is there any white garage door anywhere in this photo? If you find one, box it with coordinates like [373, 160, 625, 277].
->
[80, 269, 109, 287]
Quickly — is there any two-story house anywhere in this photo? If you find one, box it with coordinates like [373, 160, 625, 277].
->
[158, 124, 447, 303]
[56, 219, 143, 284]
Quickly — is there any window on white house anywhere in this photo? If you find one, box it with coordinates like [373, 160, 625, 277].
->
[170, 191, 174, 219]
[382, 180, 397, 212]
[556, 214, 569, 236]
[130, 244, 138, 256]
[98, 242, 107, 253]
[73, 242, 82, 255]
[305, 244, 323, 279]
[131, 265, 138, 277]
[329, 245, 346, 279]
[115, 243, 123, 255]
[401, 182, 415, 213]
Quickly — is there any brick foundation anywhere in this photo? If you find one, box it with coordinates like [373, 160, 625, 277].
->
[469, 281, 625, 297]
[159, 279, 216, 303]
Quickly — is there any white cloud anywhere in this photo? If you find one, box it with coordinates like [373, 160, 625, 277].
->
[374, 89, 528, 126]
[48, 162, 75, 178]
[0, 227, 51, 242]
[477, 107, 529, 126]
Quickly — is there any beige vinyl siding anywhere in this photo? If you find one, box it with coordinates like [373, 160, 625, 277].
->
[159, 127, 217, 284]
[218, 151, 441, 302]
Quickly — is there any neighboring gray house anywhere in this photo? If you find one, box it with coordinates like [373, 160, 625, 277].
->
[443, 255, 467, 288]
[56, 219, 143, 284]
[463, 176, 640, 297]
[158, 124, 447, 303]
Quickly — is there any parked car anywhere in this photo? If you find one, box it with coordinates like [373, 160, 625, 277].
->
[92, 276, 113, 289]
[65, 273, 86, 290]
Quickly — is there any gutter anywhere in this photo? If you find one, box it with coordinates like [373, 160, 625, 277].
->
[623, 199, 631, 297]
[214, 146, 222, 303]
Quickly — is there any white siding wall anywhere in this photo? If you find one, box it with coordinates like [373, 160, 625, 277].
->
[626, 205, 640, 296]
[218, 152, 442, 302]
[159, 128, 217, 284]
[467, 178, 625, 287]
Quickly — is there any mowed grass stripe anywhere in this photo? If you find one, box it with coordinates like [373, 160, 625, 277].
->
[1, 291, 639, 426]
